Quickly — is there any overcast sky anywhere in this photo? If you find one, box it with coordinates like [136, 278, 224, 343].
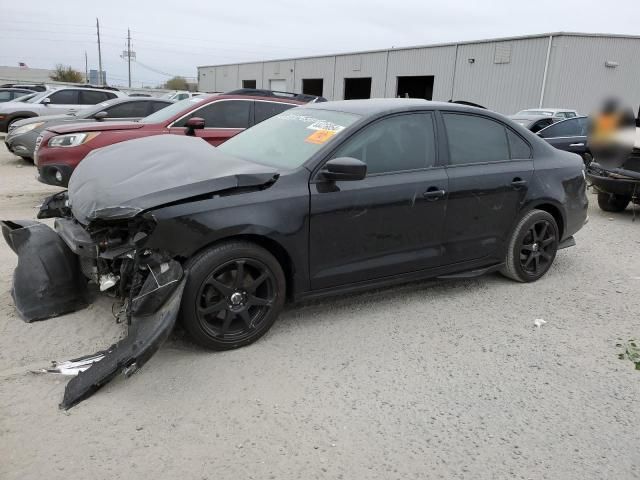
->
[1, 0, 638, 87]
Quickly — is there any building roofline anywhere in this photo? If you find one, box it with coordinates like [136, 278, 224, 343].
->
[197, 31, 640, 69]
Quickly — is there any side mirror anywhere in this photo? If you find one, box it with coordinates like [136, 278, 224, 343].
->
[322, 157, 367, 181]
[93, 111, 108, 121]
[41, 97, 51, 105]
[185, 117, 205, 136]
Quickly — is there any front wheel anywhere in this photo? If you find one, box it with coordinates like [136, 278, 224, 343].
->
[180, 241, 286, 350]
[501, 210, 559, 283]
[597, 192, 630, 212]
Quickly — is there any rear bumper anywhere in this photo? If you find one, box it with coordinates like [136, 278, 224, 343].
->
[587, 171, 640, 197]
[1, 219, 186, 409]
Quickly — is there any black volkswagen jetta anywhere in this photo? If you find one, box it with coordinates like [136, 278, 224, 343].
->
[2, 99, 588, 408]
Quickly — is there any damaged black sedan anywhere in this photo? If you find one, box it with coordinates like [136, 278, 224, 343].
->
[2, 99, 588, 409]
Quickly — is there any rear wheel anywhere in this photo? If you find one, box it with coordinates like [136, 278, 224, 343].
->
[597, 192, 630, 212]
[501, 210, 559, 283]
[180, 241, 286, 350]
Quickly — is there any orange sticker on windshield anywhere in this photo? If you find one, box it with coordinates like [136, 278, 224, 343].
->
[305, 129, 336, 144]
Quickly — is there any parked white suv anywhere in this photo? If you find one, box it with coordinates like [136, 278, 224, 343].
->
[0, 86, 126, 132]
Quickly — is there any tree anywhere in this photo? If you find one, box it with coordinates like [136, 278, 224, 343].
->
[164, 76, 189, 90]
[50, 64, 84, 83]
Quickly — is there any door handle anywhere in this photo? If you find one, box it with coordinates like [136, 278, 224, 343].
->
[569, 143, 585, 147]
[423, 187, 446, 201]
[511, 178, 528, 188]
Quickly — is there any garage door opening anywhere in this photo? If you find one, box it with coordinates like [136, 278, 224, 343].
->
[242, 80, 256, 89]
[302, 78, 324, 97]
[396, 76, 434, 100]
[269, 79, 287, 92]
[344, 77, 372, 100]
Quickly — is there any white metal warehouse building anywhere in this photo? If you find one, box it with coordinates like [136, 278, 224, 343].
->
[197, 32, 640, 115]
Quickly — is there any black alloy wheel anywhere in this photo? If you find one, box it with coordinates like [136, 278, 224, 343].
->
[196, 258, 276, 342]
[180, 241, 286, 350]
[519, 220, 556, 276]
[501, 209, 559, 282]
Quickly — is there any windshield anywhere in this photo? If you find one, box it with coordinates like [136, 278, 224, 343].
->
[516, 109, 553, 116]
[140, 96, 205, 124]
[218, 108, 360, 169]
[15, 93, 37, 102]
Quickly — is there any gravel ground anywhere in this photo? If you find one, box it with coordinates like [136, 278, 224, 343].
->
[0, 140, 638, 480]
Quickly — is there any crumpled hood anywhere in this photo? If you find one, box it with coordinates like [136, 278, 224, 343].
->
[68, 135, 279, 224]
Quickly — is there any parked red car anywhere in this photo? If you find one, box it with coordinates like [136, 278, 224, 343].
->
[35, 92, 309, 186]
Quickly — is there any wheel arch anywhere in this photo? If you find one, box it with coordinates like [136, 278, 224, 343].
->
[524, 201, 565, 239]
[187, 233, 296, 301]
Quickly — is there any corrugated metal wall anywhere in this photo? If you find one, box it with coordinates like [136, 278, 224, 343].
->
[451, 37, 549, 113]
[262, 60, 295, 91]
[198, 66, 216, 91]
[293, 56, 336, 98]
[385, 45, 457, 100]
[333, 51, 389, 99]
[238, 63, 263, 89]
[197, 35, 640, 114]
[544, 36, 640, 114]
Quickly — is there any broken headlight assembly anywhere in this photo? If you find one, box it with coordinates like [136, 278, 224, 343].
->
[48, 132, 100, 147]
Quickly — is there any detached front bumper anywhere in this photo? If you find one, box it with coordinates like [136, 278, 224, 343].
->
[1, 219, 186, 409]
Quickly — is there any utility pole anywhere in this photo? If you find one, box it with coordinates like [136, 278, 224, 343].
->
[96, 18, 104, 85]
[127, 28, 132, 88]
[84, 51, 88, 83]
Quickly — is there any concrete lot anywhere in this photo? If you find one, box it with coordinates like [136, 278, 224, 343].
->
[0, 141, 638, 480]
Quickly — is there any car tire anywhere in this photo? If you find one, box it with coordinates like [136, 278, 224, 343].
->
[501, 209, 559, 283]
[597, 192, 630, 212]
[180, 240, 286, 351]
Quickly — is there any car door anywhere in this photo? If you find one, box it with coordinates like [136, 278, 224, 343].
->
[309, 112, 449, 290]
[169, 100, 251, 146]
[538, 117, 588, 157]
[440, 112, 534, 264]
[44, 89, 82, 114]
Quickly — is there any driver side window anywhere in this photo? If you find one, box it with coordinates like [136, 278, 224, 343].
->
[331, 113, 436, 175]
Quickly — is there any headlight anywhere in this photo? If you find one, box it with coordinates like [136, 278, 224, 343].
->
[48, 132, 100, 147]
[10, 122, 44, 136]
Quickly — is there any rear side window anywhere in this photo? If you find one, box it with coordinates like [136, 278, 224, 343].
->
[507, 130, 532, 159]
[538, 118, 582, 138]
[175, 100, 251, 128]
[80, 90, 112, 105]
[106, 101, 150, 118]
[332, 113, 437, 174]
[254, 101, 296, 125]
[148, 101, 171, 114]
[48, 90, 80, 104]
[443, 113, 509, 165]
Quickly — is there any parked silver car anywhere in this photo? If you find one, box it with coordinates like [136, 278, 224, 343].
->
[0, 86, 127, 132]
[5, 97, 173, 161]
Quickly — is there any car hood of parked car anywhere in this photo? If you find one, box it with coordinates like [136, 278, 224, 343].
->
[68, 135, 279, 225]
[11, 114, 76, 128]
[48, 121, 146, 135]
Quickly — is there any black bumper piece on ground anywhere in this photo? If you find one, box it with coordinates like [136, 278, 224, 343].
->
[2, 219, 187, 409]
[1, 220, 89, 321]
[61, 279, 185, 410]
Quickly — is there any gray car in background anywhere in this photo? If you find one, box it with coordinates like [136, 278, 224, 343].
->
[5, 97, 173, 161]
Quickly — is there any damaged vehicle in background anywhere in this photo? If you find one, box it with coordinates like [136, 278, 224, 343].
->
[1, 99, 588, 409]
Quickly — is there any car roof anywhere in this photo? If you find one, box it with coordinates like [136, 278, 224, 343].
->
[301, 98, 483, 116]
[509, 114, 554, 121]
[0, 87, 35, 92]
[206, 94, 308, 105]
